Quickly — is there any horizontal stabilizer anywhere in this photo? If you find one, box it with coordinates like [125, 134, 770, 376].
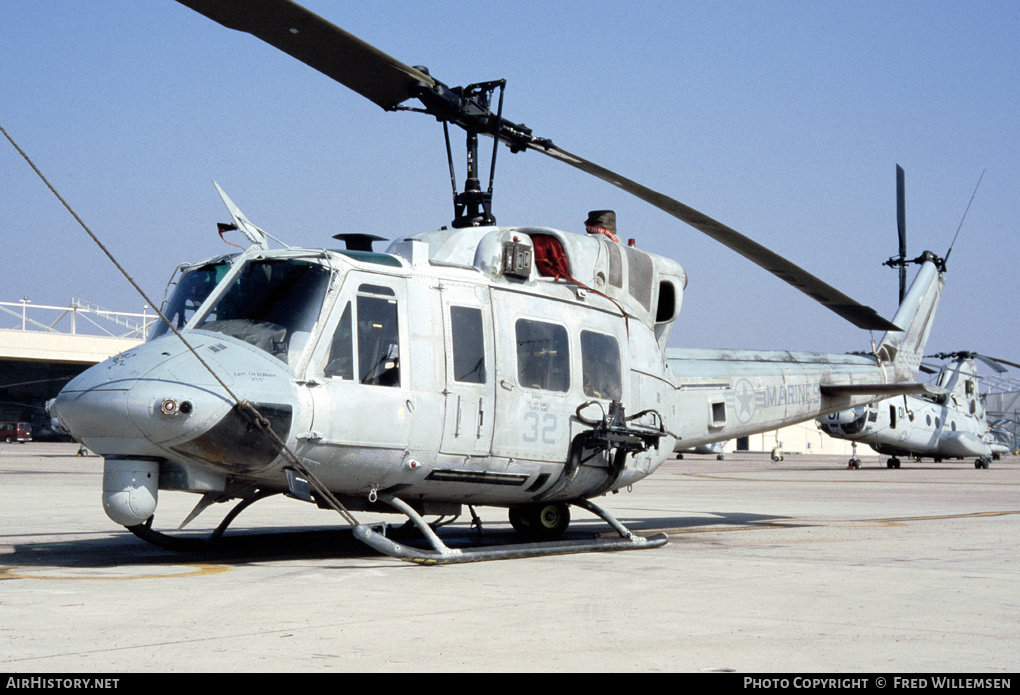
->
[820, 382, 945, 397]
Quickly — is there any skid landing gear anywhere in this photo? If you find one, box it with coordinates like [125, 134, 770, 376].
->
[127, 490, 279, 551]
[353, 494, 668, 565]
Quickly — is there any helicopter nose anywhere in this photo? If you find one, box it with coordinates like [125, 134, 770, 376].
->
[52, 339, 294, 473]
[121, 347, 294, 473]
[50, 344, 189, 456]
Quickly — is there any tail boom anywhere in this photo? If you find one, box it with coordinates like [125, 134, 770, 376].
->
[662, 256, 944, 450]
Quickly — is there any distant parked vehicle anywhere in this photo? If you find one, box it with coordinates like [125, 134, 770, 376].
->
[0, 422, 32, 443]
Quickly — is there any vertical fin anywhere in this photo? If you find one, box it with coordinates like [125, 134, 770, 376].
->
[875, 253, 944, 376]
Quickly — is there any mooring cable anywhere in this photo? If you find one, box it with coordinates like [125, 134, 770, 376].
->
[1, 122, 360, 527]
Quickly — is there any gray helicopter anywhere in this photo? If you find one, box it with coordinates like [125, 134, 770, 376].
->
[817, 165, 1012, 470]
[819, 352, 1017, 469]
[44, 0, 948, 564]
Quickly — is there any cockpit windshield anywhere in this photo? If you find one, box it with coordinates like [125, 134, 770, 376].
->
[194, 258, 331, 364]
[150, 259, 234, 340]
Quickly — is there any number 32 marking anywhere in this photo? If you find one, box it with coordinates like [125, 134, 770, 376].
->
[523, 412, 558, 444]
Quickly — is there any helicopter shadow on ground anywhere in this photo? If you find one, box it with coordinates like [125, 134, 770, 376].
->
[569, 510, 802, 536]
[2, 525, 384, 571]
[1, 510, 799, 570]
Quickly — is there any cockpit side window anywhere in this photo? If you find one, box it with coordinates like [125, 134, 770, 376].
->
[581, 330, 622, 400]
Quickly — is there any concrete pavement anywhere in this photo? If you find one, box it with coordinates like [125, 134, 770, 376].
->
[2, 443, 1017, 673]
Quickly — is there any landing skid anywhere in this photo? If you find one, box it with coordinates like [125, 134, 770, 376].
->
[353, 494, 668, 565]
[124, 489, 667, 564]
[127, 490, 280, 552]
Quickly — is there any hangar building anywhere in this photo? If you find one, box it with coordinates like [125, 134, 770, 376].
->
[0, 300, 147, 438]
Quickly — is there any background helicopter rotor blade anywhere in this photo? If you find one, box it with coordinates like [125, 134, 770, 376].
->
[174, 0, 900, 333]
[976, 354, 1020, 371]
[896, 164, 907, 303]
[926, 351, 1020, 373]
[175, 0, 435, 111]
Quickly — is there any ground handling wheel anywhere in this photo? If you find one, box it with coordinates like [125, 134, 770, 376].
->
[508, 502, 571, 540]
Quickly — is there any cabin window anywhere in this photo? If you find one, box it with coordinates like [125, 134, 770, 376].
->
[516, 319, 569, 392]
[358, 283, 395, 297]
[195, 259, 330, 363]
[842, 410, 867, 435]
[450, 306, 486, 384]
[581, 330, 622, 400]
[926, 414, 932, 426]
[324, 302, 354, 380]
[889, 405, 897, 429]
[357, 293, 400, 386]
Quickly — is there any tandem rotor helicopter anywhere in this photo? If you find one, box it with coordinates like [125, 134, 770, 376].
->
[819, 352, 1017, 469]
[37, 0, 951, 564]
[817, 166, 1016, 470]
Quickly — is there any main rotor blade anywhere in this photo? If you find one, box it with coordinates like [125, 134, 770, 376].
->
[176, 0, 899, 333]
[529, 142, 900, 332]
[927, 352, 1020, 372]
[175, 0, 435, 111]
[976, 354, 1020, 372]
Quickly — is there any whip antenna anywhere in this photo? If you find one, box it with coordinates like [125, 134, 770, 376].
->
[943, 169, 985, 268]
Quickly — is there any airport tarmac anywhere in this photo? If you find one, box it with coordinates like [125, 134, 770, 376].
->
[1, 442, 1017, 674]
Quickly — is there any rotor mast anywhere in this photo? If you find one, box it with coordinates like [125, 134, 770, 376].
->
[408, 74, 545, 228]
[436, 79, 504, 228]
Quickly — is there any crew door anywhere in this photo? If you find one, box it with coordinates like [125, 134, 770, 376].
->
[439, 283, 495, 456]
[310, 274, 412, 451]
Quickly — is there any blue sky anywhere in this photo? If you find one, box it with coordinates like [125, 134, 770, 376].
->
[2, 1, 1018, 368]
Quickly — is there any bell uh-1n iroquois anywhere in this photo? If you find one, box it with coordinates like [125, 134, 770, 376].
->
[43, 0, 948, 564]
